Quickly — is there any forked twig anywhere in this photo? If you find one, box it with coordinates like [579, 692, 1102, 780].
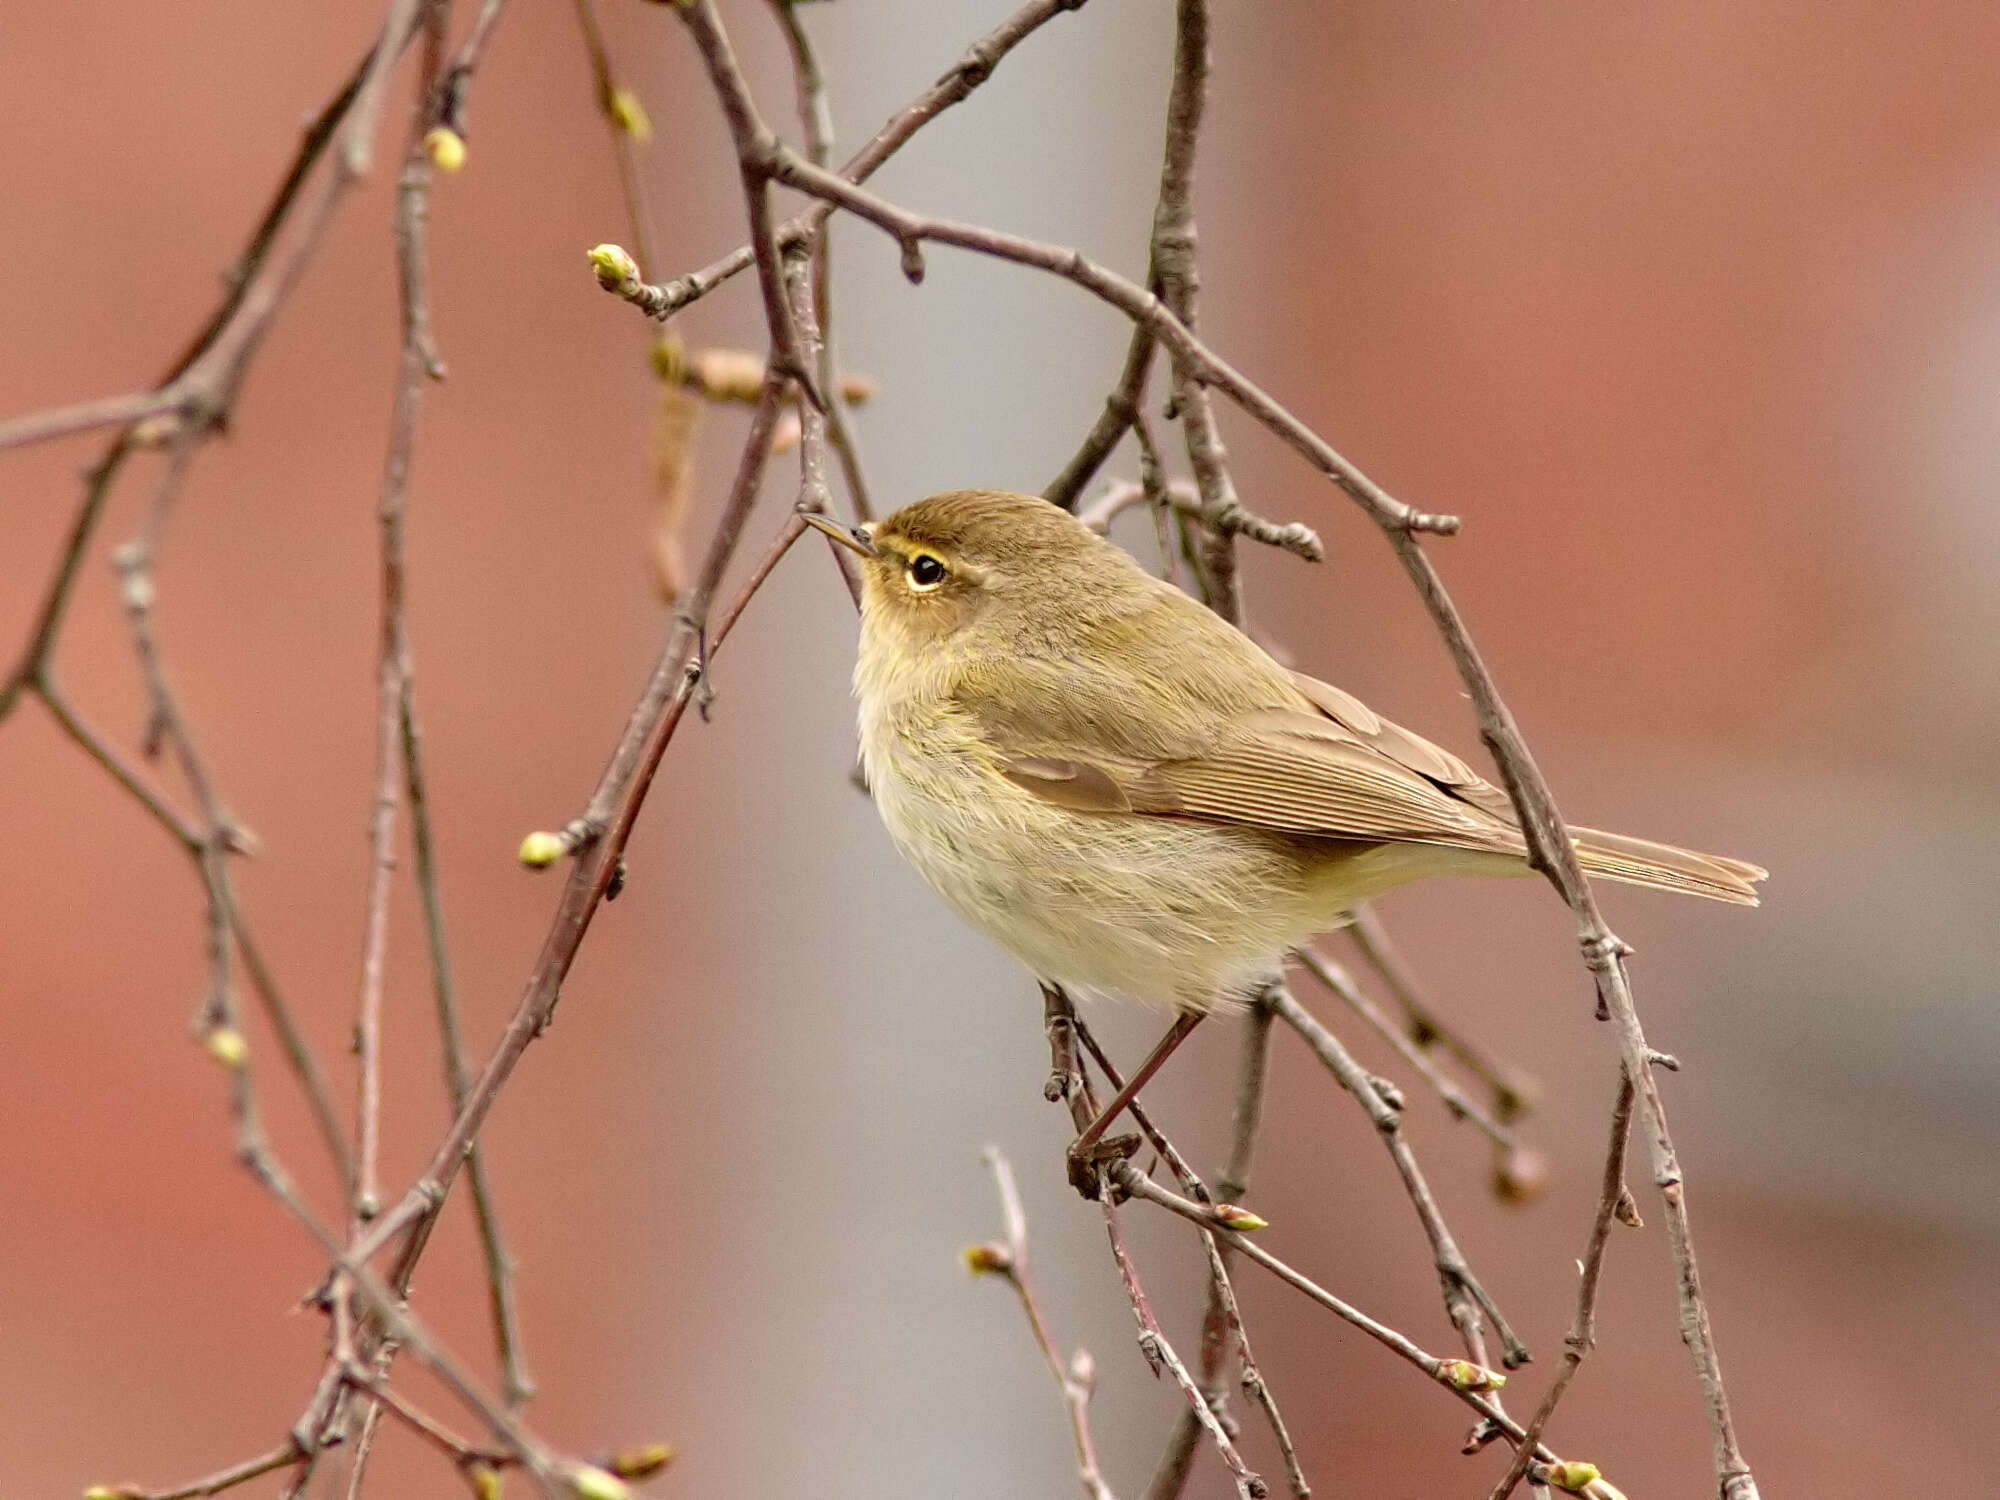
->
[970, 1148, 1117, 1500]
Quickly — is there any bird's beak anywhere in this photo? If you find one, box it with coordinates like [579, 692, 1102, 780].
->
[801, 511, 877, 559]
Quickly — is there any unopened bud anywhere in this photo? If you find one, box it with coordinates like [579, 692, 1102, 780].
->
[1493, 1146, 1549, 1203]
[567, 1465, 631, 1500]
[588, 244, 640, 291]
[1212, 1203, 1268, 1232]
[203, 1027, 248, 1070]
[649, 336, 686, 384]
[1436, 1358, 1505, 1392]
[687, 348, 769, 403]
[607, 88, 652, 143]
[469, 1464, 503, 1500]
[1067, 1348, 1096, 1388]
[607, 1444, 674, 1480]
[130, 414, 184, 448]
[960, 1242, 1013, 1276]
[518, 830, 565, 868]
[424, 126, 467, 173]
[1534, 1460, 1602, 1492]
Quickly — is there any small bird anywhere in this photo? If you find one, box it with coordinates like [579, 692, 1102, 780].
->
[808, 490, 1764, 1018]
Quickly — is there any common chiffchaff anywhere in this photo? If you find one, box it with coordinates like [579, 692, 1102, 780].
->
[809, 490, 1763, 1014]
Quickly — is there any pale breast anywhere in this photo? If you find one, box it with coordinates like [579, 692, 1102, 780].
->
[858, 691, 1346, 1011]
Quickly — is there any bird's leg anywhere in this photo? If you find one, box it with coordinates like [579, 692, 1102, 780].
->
[1041, 982, 1086, 1108]
[1068, 1011, 1205, 1163]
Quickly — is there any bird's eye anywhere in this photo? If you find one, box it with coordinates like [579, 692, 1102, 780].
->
[907, 554, 948, 590]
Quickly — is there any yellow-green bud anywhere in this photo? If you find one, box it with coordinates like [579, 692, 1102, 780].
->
[588, 244, 640, 291]
[1213, 1203, 1268, 1232]
[1537, 1460, 1602, 1492]
[568, 1465, 632, 1500]
[204, 1027, 248, 1070]
[1436, 1358, 1505, 1392]
[424, 126, 467, 173]
[607, 1444, 675, 1481]
[607, 88, 652, 143]
[518, 830, 565, 868]
[961, 1242, 1013, 1276]
[469, 1464, 503, 1500]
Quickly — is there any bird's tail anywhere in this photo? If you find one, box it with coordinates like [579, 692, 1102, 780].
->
[1569, 826, 1766, 906]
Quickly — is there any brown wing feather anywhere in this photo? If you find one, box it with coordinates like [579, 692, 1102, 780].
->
[1288, 670, 1499, 804]
[1125, 713, 1513, 848]
[961, 644, 1765, 905]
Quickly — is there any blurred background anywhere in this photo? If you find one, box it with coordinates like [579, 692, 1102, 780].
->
[3, 2, 1996, 1495]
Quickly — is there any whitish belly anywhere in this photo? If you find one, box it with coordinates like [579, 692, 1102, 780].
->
[863, 724, 1330, 1012]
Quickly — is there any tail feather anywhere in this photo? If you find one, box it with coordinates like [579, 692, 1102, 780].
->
[1569, 826, 1766, 906]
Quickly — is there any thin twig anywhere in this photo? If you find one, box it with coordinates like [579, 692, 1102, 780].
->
[356, 381, 785, 1283]
[632, 152, 1464, 537]
[1144, 998, 1298, 1500]
[1043, 990, 1264, 1500]
[403, 675, 534, 1408]
[573, 0, 661, 280]
[1347, 906, 1539, 1123]
[675, 1, 824, 407]
[1078, 479, 1320, 562]
[342, 1362, 507, 1471]
[255, 1158, 567, 1499]
[975, 1148, 1117, 1500]
[0, 2, 426, 458]
[772, 0, 876, 522]
[1044, 319, 1155, 513]
[783, 250, 862, 605]
[348, 2, 453, 1452]
[91, 1441, 308, 1500]
[637, 0, 1096, 323]
[1292, 947, 1516, 1149]
[1097, 1183, 1265, 1500]
[1382, 532, 1760, 1499]
[437, 0, 510, 129]
[1066, 1016, 1307, 1500]
[1266, 982, 1529, 1368]
[1148, 0, 1249, 624]
[229, 893, 359, 1197]
[1, 18, 413, 712]
[384, 26, 532, 1413]
[1485, 1078, 1636, 1500]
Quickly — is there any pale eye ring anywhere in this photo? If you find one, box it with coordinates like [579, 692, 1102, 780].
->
[907, 554, 947, 590]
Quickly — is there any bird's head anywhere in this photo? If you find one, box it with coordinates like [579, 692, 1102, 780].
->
[806, 490, 1142, 665]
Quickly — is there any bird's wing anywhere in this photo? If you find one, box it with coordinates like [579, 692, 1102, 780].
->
[961, 657, 1767, 902]
[956, 655, 1522, 853]
[1283, 669, 1521, 822]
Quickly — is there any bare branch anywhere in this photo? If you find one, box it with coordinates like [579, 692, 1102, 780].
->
[1267, 981, 1529, 1368]
[638, 0, 1096, 323]
[640, 149, 1464, 537]
[1485, 1079, 1636, 1500]
[1292, 946, 1517, 1150]
[972, 1148, 1117, 1500]
[1080, 479, 1321, 562]
[1348, 906, 1539, 1125]
[88, 1441, 307, 1500]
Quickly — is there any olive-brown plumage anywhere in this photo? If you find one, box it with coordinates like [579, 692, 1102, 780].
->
[817, 490, 1764, 1012]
